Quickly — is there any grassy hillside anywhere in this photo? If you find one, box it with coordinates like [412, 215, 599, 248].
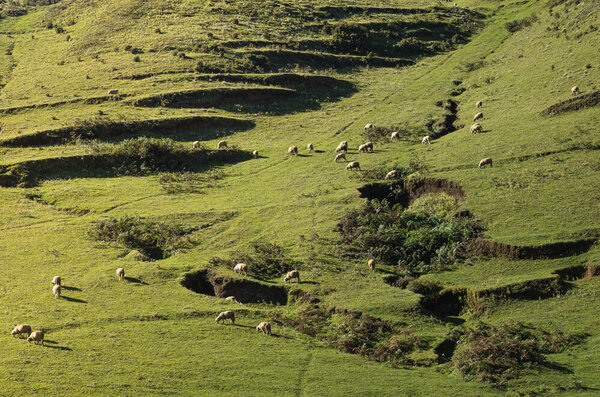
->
[1, 0, 599, 395]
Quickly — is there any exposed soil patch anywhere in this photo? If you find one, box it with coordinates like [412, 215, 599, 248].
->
[426, 99, 460, 138]
[180, 269, 288, 304]
[541, 90, 600, 116]
[468, 238, 596, 260]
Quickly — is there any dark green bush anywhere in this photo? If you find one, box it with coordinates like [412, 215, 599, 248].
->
[506, 14, 538, 33]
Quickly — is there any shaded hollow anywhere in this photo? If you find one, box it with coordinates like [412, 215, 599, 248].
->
[181, 269, 288, 305]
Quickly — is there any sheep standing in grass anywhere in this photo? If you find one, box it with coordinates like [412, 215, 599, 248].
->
[390, 131, 400, 141]
[478, 158, 493, 168]
[358, 144, 368, 153]
[225, 296, 238, 303]
[116, 267, 125, 281]
[234, 263, 248, 276]
[307, 143, 314, 153]
[364, 142, 374, 152]
[52, 276, 61, 286]
[27, 330, 44, 345]
[335, 141, 348, 153]
[385, 170, 399, 180]
[53, 284, 61, 299]
[252, 150, 259, 158]
[470, 123, 482, 134]
[288, 146, 298, 155]
[473, 112, 483, 122]
[192, 141, 200, 149]
[572, 86, 580, 95]
[256, 322, 272, 336]
[215, 311, 235, 324]
[107, 89, 119, 95]
[217, 140, 228, 149]
[422, 136, 431, 144]
[368, 259, 376, 272]
[284, 270, 300, 283]
[11, 324, 32, 338]
[364, 123, 373, 130]
[476, 101, 482, 108]
[346, 161, 360, 171]
[334, 153, 346, 162]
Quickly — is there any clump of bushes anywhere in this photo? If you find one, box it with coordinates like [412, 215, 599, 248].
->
[506, 14, 538, 33]
[210, 241, 295, 279]
[361, 125, 418, 143]
[88, 216, 195, 259]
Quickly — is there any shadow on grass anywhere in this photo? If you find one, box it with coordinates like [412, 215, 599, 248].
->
[125, 277, 149, 285]
[62, 296, 87, 304]
[62, 286, 81, 291]
[43, 340, 73, 351]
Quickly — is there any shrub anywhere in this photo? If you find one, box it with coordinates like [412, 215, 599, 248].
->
[408, 192, 458, 221]
[506, 14, 538, 33]
[210, 241, 295, 279]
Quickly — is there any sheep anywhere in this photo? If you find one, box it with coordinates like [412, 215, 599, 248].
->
[252, 150, 259, 158]
[107, 89, 119, 95]
[364, 142, 374, 152]
[217, 140, 228, 149]
[234, 263, 248, 276]
[288, 146, 298, 156]
[476, 101, 482, 108]
[334, 153, 346, 162]
[368, 259, 375, 272]
[473, 112, 483, 122]
[116, 267, 125, 281]
[192, 141, 200, 149]
[27, 330, 44, 345]
[225, 296, 238, 303]
[470, 123, 482, 134]
[256, 321, 272, 336]
[422, 136, 431, 144]
[284, 270, 300, 283]
[307, 143, 314, 153]
[478, 158, 493, 168]
[335, 141, 348, 153]
[346, 161, 360, 171]
[51, 276, 61, 286]
[215, 311, 235, 324]
[364, 123, 373, 130]
[53, 284, 61, 299]
[358, 144, 368, 153]
[11, 324, 32, 338]
[572, 86, 580, 95]
[390, 131, 400, 141]
[385, 170, 399, 180]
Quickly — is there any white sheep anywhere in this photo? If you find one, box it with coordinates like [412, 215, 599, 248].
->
[52, 276, 61, 286]
[288, 145, 298, 155]
[385, 170, 399, 180]
[346, 161, 360, 171]
[256, 321, 272, 336]
[390, 131, 400, 141]
[116, 267, 125, 281]
[364, 123, 373, 130]
[192, 141, 200, 149]
[217, 140, 228, 149]
[358, 144, 368, 153]
[476, 101, 482, 108]
[364, 142, 374, 152]
[422, 136, 431, 144]
[307, 143, 314, 153]
[470, 123, 482, 134]
[571, 86, 579, 95]
[27, 330, 44, 345]
[53, 284, 61, 299]
[11, 324, 32, 338]
[334, 153, 346, 162]
[234, 263, 248, 276]
[252, 150, 259, 158]
[473, 112, 483, 122]
[479, 158, 493, 168]
[284, 270, 300, 283]
[335, 141, 348, 153]
[368, 259, 375, 272]
[225, 296, 238, 303]
[107, 89, 119, 95]
[215, 311, 235, 324]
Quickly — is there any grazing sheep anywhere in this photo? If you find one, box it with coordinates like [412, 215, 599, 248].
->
[572, 86, 579, 95]
[422, 136, 431, 144]
[346, 161, 360, 171]
[334, 153, 346, 162]
[256, 321, 272, 336]
[234, 263, 248, 276]
[215, 311, 235, 324]
[335, 141, 348, 153]
[364, 142, 374, 152]
[252, 150, 259, 158]
[284, 270, 300, 283]
[11, 324, 32, 338]
[470, 123, 482, 134]
[364, 123, 373, 130]
[368, 259, 375, 272]
[27, 330, 44, 345]
[385, 170, 399, 180]
[307, 143, 314, 153]
[473, 112, 483, 122]
[116, 267, 125, 280]
[478, 157, 493, 168]
[192, 141, 200, 149]
[358, 144, 368, 153]
[390, 131, 400, 141]
[476, 101, 482, 108]
[217, 140, 228, 149]
[225, 296, 238, 303]
[53, 284, 61, 299]
[51, 276, 61, 286]
[288, 145, 298, 155]
[107, 89, 119, 95]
